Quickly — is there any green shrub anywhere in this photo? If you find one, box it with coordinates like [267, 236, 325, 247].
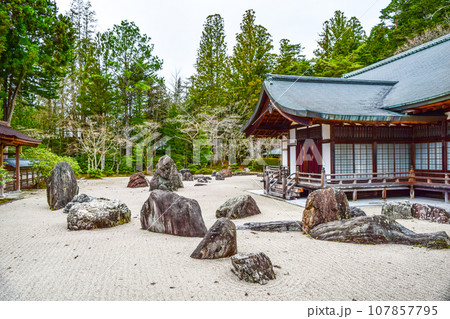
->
[230, 163, 240, 172]
[195, 167, 213, 175]
[87, 168, 102, 179]
[102, 169, 115, 176]
[23, 147, 81, 178]
[262, 157, 280, 166]
[187, 163, 199, 172]
[0, 167, 13, 185]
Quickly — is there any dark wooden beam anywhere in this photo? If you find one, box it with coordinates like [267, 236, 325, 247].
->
[0, 143, 4, 196]
[15, 145, 21, 191]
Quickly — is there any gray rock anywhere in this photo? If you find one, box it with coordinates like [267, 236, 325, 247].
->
[140, 190, 207, 237]
[182, 171, 194, 181]
[179, 168, 192, 175]
[47, 162, 79, 210]
[212, 170, 217, 177]
[302, 188, 350, 234]
[350, 207, 367, 218]
[216, 195, 261, 219]
[215, 173, 225, 180]
[193, 175, 212, 181]
[190, 218, 237, 259]
[236, 220, 302, 232]
[63, 193, 95, 214]
[382, 201, 412, 219]
[149, 155, 183, 191]
[231, 252, 276, 285]
[67, 197, 131, 230]
[309, 215, 450, 249]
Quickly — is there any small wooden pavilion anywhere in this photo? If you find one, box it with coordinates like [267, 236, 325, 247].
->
[243, 34, 450, 200]
[0, 121, 41, 196]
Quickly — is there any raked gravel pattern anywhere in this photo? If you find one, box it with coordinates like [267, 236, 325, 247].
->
[0, 176, 449, 300]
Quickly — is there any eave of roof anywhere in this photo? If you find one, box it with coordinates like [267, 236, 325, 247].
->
[0, 121, 41, 146]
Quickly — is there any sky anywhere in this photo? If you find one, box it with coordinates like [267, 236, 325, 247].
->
[54, 0, 392, 86]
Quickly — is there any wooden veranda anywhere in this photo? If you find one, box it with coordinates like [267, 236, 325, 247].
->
[263, 166, 450, 202]
[0, 121, 41, 196]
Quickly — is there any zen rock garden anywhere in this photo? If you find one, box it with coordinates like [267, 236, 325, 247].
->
[37, 155, 449, 293]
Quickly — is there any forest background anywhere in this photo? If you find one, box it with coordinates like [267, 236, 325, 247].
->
[1, 0, 449, 177]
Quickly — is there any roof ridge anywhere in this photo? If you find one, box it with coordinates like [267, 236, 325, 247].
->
[343, 33, 450, 78]
[265, 74, 397, 86]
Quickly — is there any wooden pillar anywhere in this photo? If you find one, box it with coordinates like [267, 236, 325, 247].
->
[0, 144, 4, 196]
[15, 145, 21, 191]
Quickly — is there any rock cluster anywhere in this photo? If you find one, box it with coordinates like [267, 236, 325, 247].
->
[215, 173, 224, 180]
[231, 252, 276, 285]
[190, 218, 237, 259]
[140, 190, 207, 237]
[149, 155, 183, 192]
[47, 162, 79, 210]
[127, 172, 149, 188]
[301, 188, 350, 234]
[66, 196, 131, 230]
[216, 195, 261, 219]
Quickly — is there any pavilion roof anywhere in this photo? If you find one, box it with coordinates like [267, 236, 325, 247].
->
[0, 121, 41, 147]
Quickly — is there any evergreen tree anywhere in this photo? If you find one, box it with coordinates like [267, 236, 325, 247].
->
[273, 39, 311, 75]
[230, 9, 274, 118]
[313, 10, 366, 77]
[380, 0, 449, 49]
[0, 0, 75, 124]
[188, 14, 228, 113]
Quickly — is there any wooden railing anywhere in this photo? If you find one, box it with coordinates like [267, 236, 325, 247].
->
[263, 166, 450, 202]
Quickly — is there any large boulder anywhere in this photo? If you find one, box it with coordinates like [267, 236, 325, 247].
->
[190, 218, 237, 259]
[67, 197, 131, 230]
[231, 252, 276, 285]
[412, 203, 450, 224]
[309, 215, 450, 249]
[382, 201, 412, 219]
[301, 188, 350, 234]
[216, 195, 261, 219]
[179, 168, 192, 175]
[215, 173, 224, 181]
[140, 190, 207, 237]
[63, 193, 95, 214]
[127, 172, 149, 188]
[47, 162, 79, 210]
[149, 155, 183, 192]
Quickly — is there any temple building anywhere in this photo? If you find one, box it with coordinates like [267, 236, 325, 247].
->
[243, 34, 450, 200]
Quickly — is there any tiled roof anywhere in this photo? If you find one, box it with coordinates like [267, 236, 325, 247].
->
[343, 34, 450, 110]
[264, 75, 403, 121]
[249, 34, 450, 124]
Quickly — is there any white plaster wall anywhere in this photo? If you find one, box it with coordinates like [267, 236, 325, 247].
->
[322, 143, 331, 174]
[289, 146, 296, 174]
[322, 124, 331, 140]
[282, 150, 288, 167]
